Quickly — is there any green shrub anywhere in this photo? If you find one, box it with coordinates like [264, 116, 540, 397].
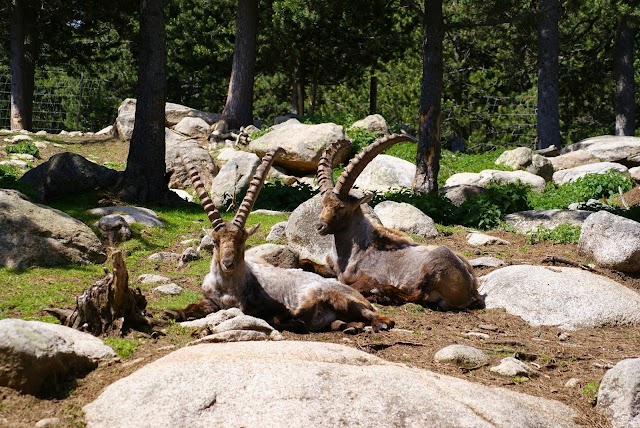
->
[346, 127, 378, 156]
[529, 170, 634, 210]
[5, 141, 40, 158]
[525, 224, 581, 244]
[370, 188, 457, 226]
[456, 182, 531, 229]
[103, 337, 139, 359]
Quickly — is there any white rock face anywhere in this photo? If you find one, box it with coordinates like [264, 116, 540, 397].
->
[433, 344, 489, 368]
[248, 120, 352, 175]
[210, 151, 260, 208]
[444, 169, 546, 192]
[173, 116, 211, 139]
[353, 154, 416, 192]
[373, 201, 438, 238]
[579, 210, 640, 273]
[466, 232, 510, 246]
[561, 135, 640, 166]
[549, 150, 601, 171]
[84, 341, 578, 428]
[479, 265, 640, 329]
[87, 206, 163, 227]
[503, 209, 593, 233]
[495, 147, 554, 181]
[348, 114, 389, 134]
[552, 162, 628, 185]
[0, 319, 115, 394]
[597, 358, 640, 428]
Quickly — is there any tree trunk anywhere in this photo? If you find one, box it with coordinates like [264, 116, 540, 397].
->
[10, 0, 26, 131]
[413, 0, 443, 194]
[222, 0, 258, 130]
[614, 16, 635, 136]
[369, 74, 378, 115]
[45, 251, 148, 337]
[117, 0, 169, 204]
[536, 0, 560, 150]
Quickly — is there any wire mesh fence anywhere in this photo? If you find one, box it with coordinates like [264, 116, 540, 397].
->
[0, 68, 118, 133]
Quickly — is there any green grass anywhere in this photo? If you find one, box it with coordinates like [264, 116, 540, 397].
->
[103, 337, 140, 359]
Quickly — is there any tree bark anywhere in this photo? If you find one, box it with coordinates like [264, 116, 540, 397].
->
[10, 0, 26, 131]
[117, 0, 169, 204]
[614, 16, 635, 136]
[536, 0, 560, 150]
[369, 74, 378, 115]
[222, 0, 258, 130]
[413, 0, 443, 194]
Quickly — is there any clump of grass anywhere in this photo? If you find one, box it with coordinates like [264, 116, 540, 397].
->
[582, 380, 600, 405]
[104, 337, 140, 359]
[5, 141, 40, 158]
[525, 224, 581, 244]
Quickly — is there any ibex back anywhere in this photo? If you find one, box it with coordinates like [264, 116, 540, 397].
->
[165, 148, 394, 333]
[316, 134, 484, 310]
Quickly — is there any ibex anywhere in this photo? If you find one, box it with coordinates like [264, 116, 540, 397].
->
[165, 149, 394, 333]
[316, 134, 484, 310]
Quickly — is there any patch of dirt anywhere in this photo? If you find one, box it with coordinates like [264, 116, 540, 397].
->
[2, 230, 639, 428]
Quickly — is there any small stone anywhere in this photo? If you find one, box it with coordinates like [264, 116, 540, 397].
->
[138, 274, 171, 284]
[153, 283, 183, 295]
[490, 357, 536, 377]
[462, 331, 490, 340]
[564, 378, 582, 389]
[558, 332, 570, 341]
[35, 417, 61, 427]
[478, 323, 499, 332]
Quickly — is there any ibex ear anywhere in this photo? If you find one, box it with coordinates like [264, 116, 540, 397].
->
[246, 223, 261, 236]
[357, 193, 374, 206]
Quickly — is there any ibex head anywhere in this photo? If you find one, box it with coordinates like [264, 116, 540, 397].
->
[316, 134, 414, 235]
[182, 148, 283, 274]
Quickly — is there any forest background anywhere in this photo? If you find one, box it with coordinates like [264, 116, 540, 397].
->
[0, 0, 637, 153]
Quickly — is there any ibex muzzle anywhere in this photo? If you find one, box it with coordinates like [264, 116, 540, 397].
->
[316, 134, 485, 310]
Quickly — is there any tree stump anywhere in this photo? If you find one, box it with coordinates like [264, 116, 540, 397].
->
[46, 250, 148, 336]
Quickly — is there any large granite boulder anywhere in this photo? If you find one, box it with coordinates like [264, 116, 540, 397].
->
[579, 210, 640, 273]
[479, 265, 640, 329]
[495, 147, 554, 181]
[503, 209, 593, 233]
[0, 189, 106, 269]
[248, 119, 352, 175]
[0, 319, 115, 395]
[560, 135, 640, 167]
[444, 170, 546, 192]
[352, 154, 416, 193]
[83, 341, 578, 428]
[17, 152, 120, 202]
[552, 162, 628, 185]
[165, 129, 218, 190]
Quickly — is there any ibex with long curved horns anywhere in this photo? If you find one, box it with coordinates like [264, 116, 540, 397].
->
[165, 148, 394, 333]
[316, 134, 484, 310]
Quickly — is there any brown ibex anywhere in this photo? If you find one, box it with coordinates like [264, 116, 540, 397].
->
[165, 149, 394, 333]
[316, 134, 484, 310]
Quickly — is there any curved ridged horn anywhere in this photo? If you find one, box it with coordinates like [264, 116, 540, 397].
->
[232, 148, 284, 228]
[334, 134, 415, 196]
[180, 153, 224, 231]
[316, 141, 341, 194]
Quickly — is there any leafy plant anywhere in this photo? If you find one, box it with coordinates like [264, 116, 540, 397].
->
[103, 337, 140, 359]
[456, 182, 531, 229]
[525, 224, 581, 245]
[404, 303, 425, 313]
[346, 127, 378, 156]
[253, 180, 318, 212]
[582, 380, 600, 405]
[5, 141, 40, 158]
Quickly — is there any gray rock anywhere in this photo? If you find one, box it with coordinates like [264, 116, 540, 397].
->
[348, 114, 389, 134]
[552, 162, 628, 185]
[630, 166, 640, 182]
[148, 252, 181, 263]
[210, 150, 260, 209]
[165, 129, 218, 191]
[190, 330, 271, 344]
[180, 308, 244, 328]
[561, 135, 640, 167]
[17, 152, 120, 202]
[597, 358, 640, 428]
[495, 147, 554, 181]
[440, 184, 486, 206]
[266, 221, 288, 242]
[0, 319, 115, 395]
[353, 154, 415, 193]
[0, 190, 106, 270]
[469, 256, 507, 268]
[479, 265, 640, 329]
[579, 210, 640, 273]
[490, 357, 536, 377]
[550, 150, 601, 171]
[444, 169, 546, 193]
[248, 121, 352, 175]
[213, 315, 276, 334]
[504, 209, 593, 233]
[84, 341, 578, 428]
[246, 243, 299, 269]
[87, 206, 163, 227]
[173, 116, 211, 139]
[433, 344, 489, 368]
[96, 214, 132, 244]
[467, 232, 510, 246]
[138, 274, 171, 284]
[153, 283, 183, 295]
[374, 201, 438, 238]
